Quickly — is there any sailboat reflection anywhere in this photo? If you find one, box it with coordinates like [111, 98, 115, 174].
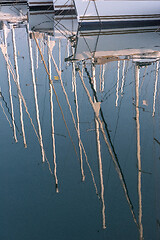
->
[0, 8, 160, 238]
[67, 25, 160, 236]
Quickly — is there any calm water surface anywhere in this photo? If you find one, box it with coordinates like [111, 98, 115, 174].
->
[0, 13, 160, 240]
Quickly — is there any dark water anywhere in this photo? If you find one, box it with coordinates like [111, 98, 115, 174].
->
[0, 15, 160, 240]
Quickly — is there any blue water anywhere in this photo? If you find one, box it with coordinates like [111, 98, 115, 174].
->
[0, 22, 160, 240]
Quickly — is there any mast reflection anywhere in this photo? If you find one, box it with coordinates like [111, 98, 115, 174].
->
[0, 6, 160, 237]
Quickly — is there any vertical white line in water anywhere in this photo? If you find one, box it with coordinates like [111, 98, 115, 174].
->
[121, 60, 126, 95]
[152, 61, 159, 117]
[27, 26, 45, 162]
[11, 25, 27, 148]
[4, 25, 18, 143]
[67, 39, 70, 58]
[71, 46, 85, 180]
[92, 62, 97, 93]
[40, 38, 44, 55]
[92, 63, 106, 229]
[135, 64, 143, 240]
[48, 36, 59, 192]
[36, 45, 39, 69]
[82, 62, 84, 77]
[35, 33, 99, 197]
[0, 37, 53, 175]
[92, 61, 96, 91]
[95, 118, 106, 229]
[46, 45, 99, 196]
[74, 63, 85, 181]
[78, 68, 138, 227]
[66, 39, 70, 66]
[72, 61, 75, 92]
[59, 39, 61, 78]
[102, 64, 105, 92]
[99, 64, 102, 92]
[116, 60, 120, 107]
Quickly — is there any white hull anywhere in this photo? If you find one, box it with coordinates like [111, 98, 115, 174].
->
[28, 11, 54, 33]
[0, 4, 27, 22]
[73, 26, 160, 64]
[28, 0, 53, 10]
[74, 1, 160, 20]
[74, 1, 160, 29]
[27, 0, 160, 30]
[53, 0, 76, 15]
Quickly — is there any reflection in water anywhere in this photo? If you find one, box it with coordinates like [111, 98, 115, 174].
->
[44, 33, 100, 196]
[121, 60, 126, 95]
[0, 5, 160, 239]
[27, 26, 45, 162]
[135, 64, 143, 240]
[0, 97, 12, 128]
[3, 25, 18, 142]
[99, 63, 105, 92]
[72, 60, 85, 182]
[3, 24, 18, 142]
[48, 35, 59, 192]
[11, 25, 27, 148]
[153, 61, 159, 117]
[78, 65, 138, 227]
[116, 60, 120, 107]
[92, 65, 106, 229]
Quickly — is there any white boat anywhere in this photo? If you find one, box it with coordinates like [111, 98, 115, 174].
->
[27, 0, 160, 29]
[28, 0, 54, 32]
[70, 26, 160, 65]
[53, 0, 160, 29]
[28, 0, 74, 14]
[53, 0, 76, 15]
[73, 0, 160, 30]
[28, 0, 54, 11]
[28, 10, 54, 33]
[0, 4, 27, 22]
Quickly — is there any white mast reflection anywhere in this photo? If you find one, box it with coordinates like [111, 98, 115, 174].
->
[48, 35, 59, 192]
[135, 64, 143, 240]
[99, 65, 102, 92]
[72, 60, 76, 92]
[36, 44, 39, 69]
[59, 39, 61, 79]
[121, 60, 126, 95]
[102, 64, 105, 92]
[92, 58, 96, 90]
[92, 61, 106, 229]
[116, 60, 120, 107]
[72, 61, 85, 181]
[99, 64, 105, 92]
[67, 39, 70, 66]
[78, 67, 138, 227]
[3, 24, 18, 143]
[11, 24, 27, 148]
[27, 25, 45, 162]
[152, 61, 159, 117]
[37, 37, 99, 196]
[0, 31, 48, 164]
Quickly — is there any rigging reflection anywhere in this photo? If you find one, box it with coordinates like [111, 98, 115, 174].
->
[0, 7, 160, 237]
